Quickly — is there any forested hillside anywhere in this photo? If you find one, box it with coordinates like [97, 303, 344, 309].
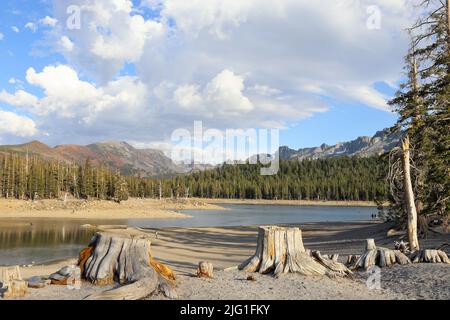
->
[0, 152, 387, 202]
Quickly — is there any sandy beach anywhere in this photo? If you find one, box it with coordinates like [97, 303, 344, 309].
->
[4, 221, 449, 300]
[0, 198, 224, 220]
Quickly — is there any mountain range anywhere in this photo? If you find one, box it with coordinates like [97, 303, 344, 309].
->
[277, 129, 402, 161]
[0, 140, 184, 177]
[0, 129, 401, 177]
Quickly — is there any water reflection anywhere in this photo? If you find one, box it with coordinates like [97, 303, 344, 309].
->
[0, 223, 94, 249]
[0, 219, 106, 266]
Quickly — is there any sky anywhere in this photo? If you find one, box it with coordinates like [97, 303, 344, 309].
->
[0, 0, 417, 157]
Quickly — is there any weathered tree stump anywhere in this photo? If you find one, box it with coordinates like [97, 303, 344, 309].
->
[239, 226, 352, 277]
[350, 239, 411, 270]
[409, 249, 449, 264]
[3, 280, 28, 298]
[1, 266, 28, 298]
[196, 261, 214, 278]
[1, 266, 22, 288]
[78, 228, 177, 300]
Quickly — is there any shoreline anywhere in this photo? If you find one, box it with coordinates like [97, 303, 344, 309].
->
[202, 198, 381, 207]
[8, 221, 449, 300]
[0, 198, 224, 220]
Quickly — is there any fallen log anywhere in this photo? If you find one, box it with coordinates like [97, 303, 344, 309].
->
[239, 226, 351, 277]
[79, 228, 177, 300]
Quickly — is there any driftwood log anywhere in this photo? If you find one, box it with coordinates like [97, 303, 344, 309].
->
[78, 228, 177, 300]
[350, 239, 411, 270]
[239, 226, 352, 277]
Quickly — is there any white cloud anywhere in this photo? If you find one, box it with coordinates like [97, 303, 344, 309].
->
[0, 110, 37, 137]
[40, 16, 58, 27]
[205, 70, 253, 113]
[51, 0, 166, 83]
[0, 89, 40, 110]
[11, 26, 20, 33]
[25, 22, 38, 32]
[338, 85, 391, 112]
[59, 36, 74, 51]
[0, 32, 4, 40]
[1, 0, 417, 145]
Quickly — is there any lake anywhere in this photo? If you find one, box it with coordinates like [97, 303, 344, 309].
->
[0, 204, 377, 266]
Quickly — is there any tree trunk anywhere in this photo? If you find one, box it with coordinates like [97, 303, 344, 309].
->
[402, 136, 420, 251]
[239, 226, 351, 277]
[79, 228, 177, 300]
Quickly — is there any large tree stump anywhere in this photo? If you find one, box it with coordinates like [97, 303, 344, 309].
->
[350, 239, 411, 270]
[79, 228, 177, 300]
[239, 226, 352, 277]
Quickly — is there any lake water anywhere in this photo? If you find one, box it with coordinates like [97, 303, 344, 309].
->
[0, 204, 377, 266]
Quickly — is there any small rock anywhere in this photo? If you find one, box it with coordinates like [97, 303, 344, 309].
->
[247, 275, 257, 282]
[27, 276, 49, 289]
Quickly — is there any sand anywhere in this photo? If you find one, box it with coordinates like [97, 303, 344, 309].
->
[4, 221, 449, 300]
[0, 198, 223, 220]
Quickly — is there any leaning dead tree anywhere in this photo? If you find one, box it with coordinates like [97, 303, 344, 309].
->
[239, 226, 351, 277]
[350, 239, 411, 270]
[78, 227, 177, 300]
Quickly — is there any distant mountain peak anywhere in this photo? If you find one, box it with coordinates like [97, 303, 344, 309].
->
[278, 129, 402, 161]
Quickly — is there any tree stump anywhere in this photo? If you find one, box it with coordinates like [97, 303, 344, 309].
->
[409, 249, 449, 264]
[1, 266, 22, 288]
[350, 239, 411, 270]
[196, 261, 214, 278]
[3, 280, 28, 298]
[1, 266, 28, 298]
[79, 228, 177, 300]
[239, 226, 352, 277]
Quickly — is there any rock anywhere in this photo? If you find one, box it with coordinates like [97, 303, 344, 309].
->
[49, 265, 80, 285]
[247, 275, 257, 282]
[27, 276, 50, 289]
